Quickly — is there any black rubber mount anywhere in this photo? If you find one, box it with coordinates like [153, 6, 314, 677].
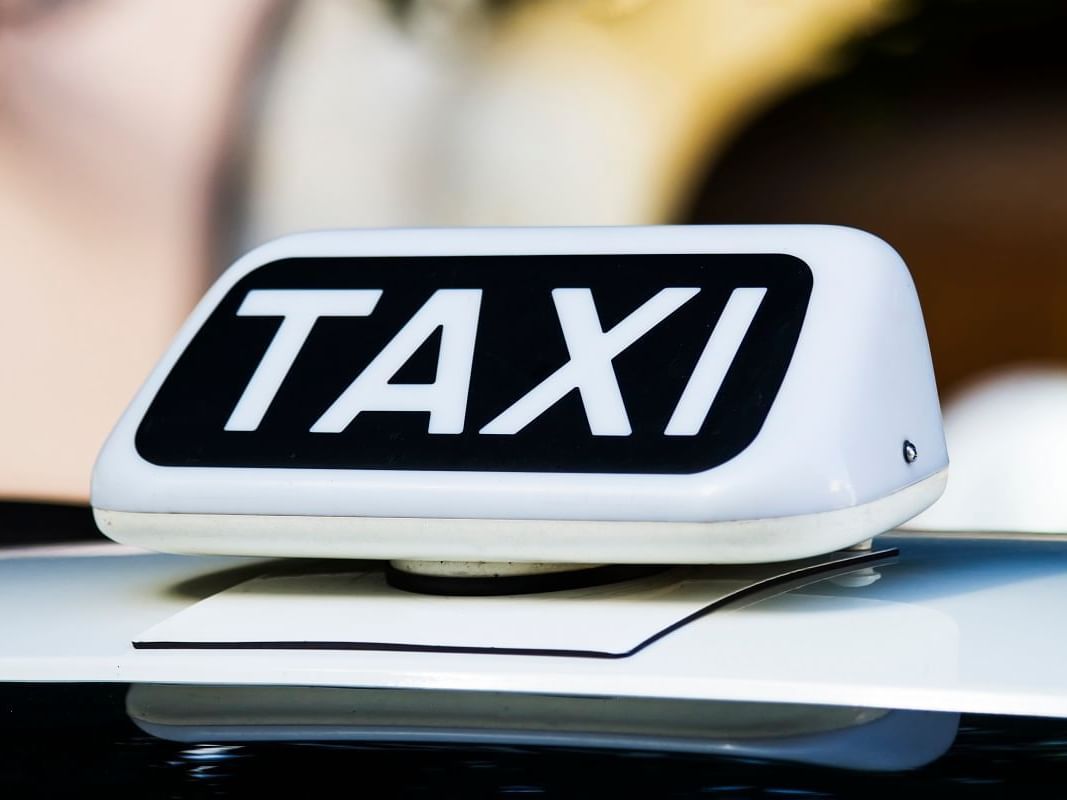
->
[384, 563, 669, 597]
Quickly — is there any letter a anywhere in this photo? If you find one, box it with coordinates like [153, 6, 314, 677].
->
[311, 290, 482, 434]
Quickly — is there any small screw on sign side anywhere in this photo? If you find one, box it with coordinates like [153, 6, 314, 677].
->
[903, 440, 918, 464]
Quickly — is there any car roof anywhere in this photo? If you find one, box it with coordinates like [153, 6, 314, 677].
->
[1, 530, 1065, 719]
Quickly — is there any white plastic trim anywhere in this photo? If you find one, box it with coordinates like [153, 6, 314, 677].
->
[95, 469, 944, 564]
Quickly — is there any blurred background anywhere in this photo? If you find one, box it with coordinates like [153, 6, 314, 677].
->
[1, 0, 1065, 530]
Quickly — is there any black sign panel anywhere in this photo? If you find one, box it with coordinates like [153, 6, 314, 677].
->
[136, 254, 812, 474]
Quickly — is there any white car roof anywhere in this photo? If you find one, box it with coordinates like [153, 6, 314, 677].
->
[1, 531, 1064, 719]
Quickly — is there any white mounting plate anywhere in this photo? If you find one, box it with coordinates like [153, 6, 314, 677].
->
[2, 535, 1067, 719]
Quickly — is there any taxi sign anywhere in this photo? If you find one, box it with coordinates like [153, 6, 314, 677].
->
[91, 226, 947, 564]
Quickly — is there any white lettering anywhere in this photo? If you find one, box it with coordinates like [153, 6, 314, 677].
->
[480, 287, 699, 436]
[665, 287, 767, 436]
[311, 289, 483, 434]
[224, 289, 382, 432]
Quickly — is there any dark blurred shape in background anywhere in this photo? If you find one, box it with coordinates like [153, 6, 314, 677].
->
[690, 0, 1067, 396]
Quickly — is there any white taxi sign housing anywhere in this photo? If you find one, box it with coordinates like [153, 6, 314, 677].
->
[91, 226, 947, 564]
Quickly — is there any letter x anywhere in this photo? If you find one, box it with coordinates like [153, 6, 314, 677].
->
[480, 287, 699, 436]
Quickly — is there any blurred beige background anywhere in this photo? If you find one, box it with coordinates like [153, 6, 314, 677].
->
[0, 0, 274, 499]
[2, 0, 1065, 512]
